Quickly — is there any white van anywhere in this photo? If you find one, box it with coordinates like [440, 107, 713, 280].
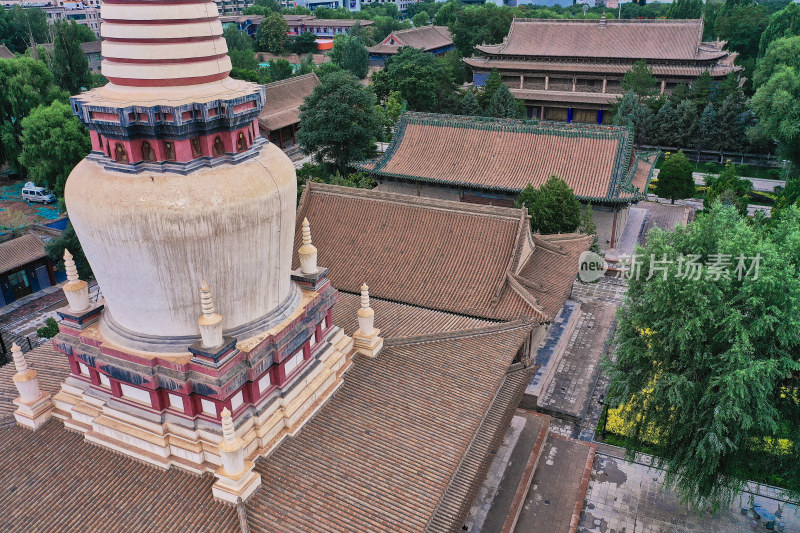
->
[21, 182, 56, 204]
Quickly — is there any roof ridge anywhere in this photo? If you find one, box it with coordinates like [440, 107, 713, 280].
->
[263, 72, 318, 89]
[302, 182, 525, 221]
[384, 317, 535, 347]
[512, 18, 703, 24]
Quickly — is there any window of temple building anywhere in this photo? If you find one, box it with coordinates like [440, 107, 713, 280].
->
[120, 383, 152, 405]
[141, 141, 156, 162]
[190, 137, 202, 158]
[284, 350, 304, 376]
[236, 132, 246, 152]
[230, 391, 244, 412]
[106, 141, 111, 157]
[168, 393, 184, 411]
[201, 398, 217, 416]
[114, 143, 128, 163]
[99, 373, 111, 387]
[310, 328, 317, 347]
[213, 136, 225, 157]
[78, 362, 90, 376]
[164, 141, 176, 161]
[258, 371, 272, 394]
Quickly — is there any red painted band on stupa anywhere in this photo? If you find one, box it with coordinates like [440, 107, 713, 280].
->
[104, 53, 229, 65]
[106, 72, 229, 87]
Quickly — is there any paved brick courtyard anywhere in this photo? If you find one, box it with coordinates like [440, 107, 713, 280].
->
[580, 454, 800, 533]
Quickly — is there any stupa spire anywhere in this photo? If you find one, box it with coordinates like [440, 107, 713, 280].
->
[213, 407, 262, 504]
[62, 249, 90, 313]
[198, 280, 224, 348]
[353, 283, 382, 358]
[10, 343, 53, 430]
[298, 217, 318, 275]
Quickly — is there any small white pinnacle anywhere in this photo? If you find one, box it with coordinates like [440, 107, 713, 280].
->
[220, 407, 235, 442]
[360, 283, 370, 309]
[64, 249, 79, 282]
[11, 343, 27, 374]
[302, 218, 313, 246]
[200, 280, 216, 317]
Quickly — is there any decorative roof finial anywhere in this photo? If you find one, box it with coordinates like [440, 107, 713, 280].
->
[221, 407, 236, 443]
[298, 217, 318, 275]
[11, 343, 27, 374]
[198, 280, 224, 348]
[353, 282, 382, 358]
[62, 249, 90, 313]
[64, 249, 78, 283]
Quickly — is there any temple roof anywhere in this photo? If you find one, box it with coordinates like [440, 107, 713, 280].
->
[0, 234, 47, 276]
[355, 112, 655, 204]
[258, 73, 319, 132]
[247, 320, 536, 532]
[0, 320, 535, 532]
[368, 25, 452, 55]
[475, 18, 728, 62]
[294, 183, 590, 322]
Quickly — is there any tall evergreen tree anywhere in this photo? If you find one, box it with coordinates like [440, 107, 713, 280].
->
[255, 12, 288, 54]
[459, 90, 482, 116]
[52, 20, 90, 95]
[487, 83, 521, 119]
[695, 103, 717, 157]
[580, 203, 599, 253]
[478, 69, 503, 109]
[668, 0, 702, 19]
[655, 100, 680, 147]
[716, 94, 747, 152]
[675, 99, 699, 148]
[759, 2, 800, 56]
[621, 60, 657, 98]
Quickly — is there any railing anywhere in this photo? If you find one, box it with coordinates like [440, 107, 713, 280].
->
[639, 144, 789, 169]
[0, 326, 46, 367]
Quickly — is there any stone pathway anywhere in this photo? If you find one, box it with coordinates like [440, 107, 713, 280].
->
[572, 278, 627, 303]
[580, 453, 800, 533]
[536, 299, 616, 423]
[515, 434, 595, 533]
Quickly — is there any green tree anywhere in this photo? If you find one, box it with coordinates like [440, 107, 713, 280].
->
[0, 56, 68, 169]
[478, 68, 503, 109]
[331, 34, 369, 79]
[450, 3, 515, 57]
[223, 26, 254, 52]
[315, 61, 342, 78]
[714, 3, 770, 61]
[375, 90, 407, 142]
[19, 101, 91, 196]
[371, 47, 455, 112]
[0, 6, 49, 53]
[265, 58, 293, 82]
[256, 12, 288, 54]
[753, 36, 800, 89]
[613, 91, 653, 145]
[487, 83, 522, 119]
[695, 103, 717, 157]
[654, 100, 680, 146]
[229, 49, 258, 71]
[580, 203, 599, 253]
[412, 11, 430, 27]
[621, 60, 657, 98]
[668, 0, 702, 19]
[72, 23, 97, 44]
[293, 31, 318, 54]
[675, 99, 699, 148]
[433, 1, 459, 26]
[36, 317, 60, 339]
[607, 202, 800, 508]
[52, 20, 91, 95]
[298, 71, 380, 174]
[45, 222, 93, 280]
[751, 65, 800, 167]
[704, 162, 753, 214]
[716, 94, 748, 152]
[655, 150, 695, 203]
[759, 2, 800, 56]
[459, 90, 482, 116]
[441, 50, 467, 85]
[689, 71, 712, 110]
[516, 176, 582, 235]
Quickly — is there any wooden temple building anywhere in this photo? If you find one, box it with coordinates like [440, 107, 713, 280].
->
[464, 17, 740, 123]
[357, 112, 657, 249]
[367, 25, 454, 65]
[257, 73, 319, 150]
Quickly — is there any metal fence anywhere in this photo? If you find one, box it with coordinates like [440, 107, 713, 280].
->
[0, 326, 47, 367]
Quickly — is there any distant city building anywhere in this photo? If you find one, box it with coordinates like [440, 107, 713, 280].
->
[357, 112, 657, 249]
[367, 25, 453, 64]
[80, 39, 101, 73]
[213, 0, 254, 16]
[464, 17, 740, 124]
[220, 14, 373, 39]
[44, 3, 101, 35]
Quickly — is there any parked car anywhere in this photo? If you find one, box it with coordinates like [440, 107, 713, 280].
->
[21, 182, 56, 204]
